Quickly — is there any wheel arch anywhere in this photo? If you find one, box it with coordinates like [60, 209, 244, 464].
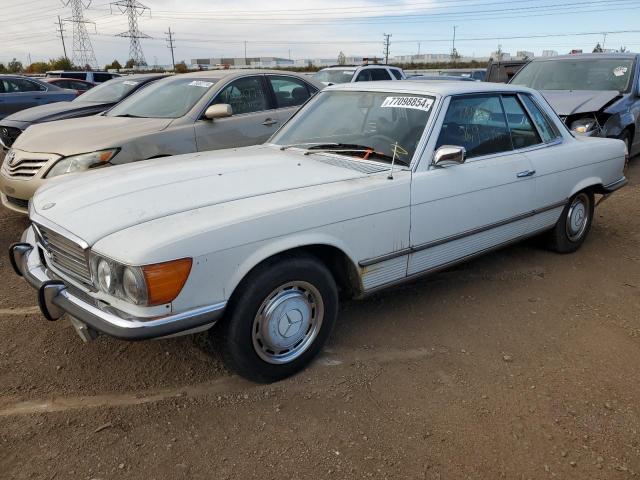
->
[569, 177, 606, 197]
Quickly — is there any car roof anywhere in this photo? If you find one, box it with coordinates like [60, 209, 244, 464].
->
[325, 80, 536, 96]
[320, 65, 394, 70]
[155, 69, 324, 89]
[532, 53, 638, 62]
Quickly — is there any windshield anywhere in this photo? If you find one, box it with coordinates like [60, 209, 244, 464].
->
[511, 58, 635, 92]
[313, 69, 356, 84]
[75, 77, 147, 103]
[272, 90, 435, 163]
[107, 77, 219, 118]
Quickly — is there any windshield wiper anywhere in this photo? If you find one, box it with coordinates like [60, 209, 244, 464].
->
[279, 142, 340, 151]
[304, 143, 408, 165]
[113, 113, 144, 118]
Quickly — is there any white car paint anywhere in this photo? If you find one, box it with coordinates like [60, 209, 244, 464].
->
[26, 81, 626, 323]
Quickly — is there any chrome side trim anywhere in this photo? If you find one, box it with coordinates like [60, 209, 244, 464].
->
[359, 199, 567, 267]
[602, 176, 627, 193]
[362, 224, 555, 296]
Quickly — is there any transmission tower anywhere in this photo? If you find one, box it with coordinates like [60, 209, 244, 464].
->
[61, 0, 98, 69]
[111, 0, 150, 67]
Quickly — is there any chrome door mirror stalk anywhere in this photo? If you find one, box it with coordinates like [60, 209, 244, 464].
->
[204, 103, 233, 120]
[433, 145, 466, 168]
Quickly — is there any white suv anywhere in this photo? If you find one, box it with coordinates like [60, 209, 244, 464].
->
[313, 64, 406, 86]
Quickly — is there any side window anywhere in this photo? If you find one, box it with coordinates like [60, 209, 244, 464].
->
[211, 76, 268, 115]
[520, 94, 561, 142]
[501, 95, 541, 149]
[370, 68, 392, 81]
[93, 73, 111, 83]
[390, 69, 403, 80]
[55, 80, 70, 89]
[65, 72, 85, 80]
[435, 95, 513, 159]
[268, 76, 312, 108]
[355, 69, 372, 82]
[6, 79, 45, 92]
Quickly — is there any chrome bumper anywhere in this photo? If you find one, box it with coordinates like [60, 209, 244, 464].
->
[9, 229, 226, 341]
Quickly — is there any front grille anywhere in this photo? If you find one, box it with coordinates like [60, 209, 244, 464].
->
[6, 196, 29, 209]
[0, 126, 21, 148]
[34, 223, 92, 285]
[4, 158, 48, 178]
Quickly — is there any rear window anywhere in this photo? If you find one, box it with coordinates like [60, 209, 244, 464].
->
[93, 73, 114, 83]
[390, 69, 403, 80]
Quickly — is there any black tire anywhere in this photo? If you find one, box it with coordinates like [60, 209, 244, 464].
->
[210, 254, 338, 383]
[618, 130, 632, 173]
[546, 190, 594, 254]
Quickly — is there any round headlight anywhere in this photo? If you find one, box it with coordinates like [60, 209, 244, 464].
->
[123, 267, 146, 304]
[97, 259, 113, 293]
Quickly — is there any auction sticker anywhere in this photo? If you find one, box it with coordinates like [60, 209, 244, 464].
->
[613, 66, 628, 77]
[381, 96, 434, 112]
[188, 80, 214, 88]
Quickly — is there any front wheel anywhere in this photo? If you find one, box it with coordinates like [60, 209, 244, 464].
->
[546, 190, 594, 253]
[211, 255, 338, 383]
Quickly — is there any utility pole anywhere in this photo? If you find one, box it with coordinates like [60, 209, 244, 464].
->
[450, 25, 459, 63]
[602, 32, 608, 50]
[244, 40, 247, 65]
[165, 27, 175, 69]
[56, 15, 68, 60]
[383, 33, 392, 64]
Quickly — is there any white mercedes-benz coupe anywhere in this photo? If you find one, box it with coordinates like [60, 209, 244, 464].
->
[10, 81, 627, 382]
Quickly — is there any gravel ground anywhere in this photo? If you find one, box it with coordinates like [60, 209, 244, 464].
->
[1, 161, 639, 479]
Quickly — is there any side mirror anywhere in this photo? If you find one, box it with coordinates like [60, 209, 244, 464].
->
[204, 104, 232, 120]
[433, 145, 466, 167]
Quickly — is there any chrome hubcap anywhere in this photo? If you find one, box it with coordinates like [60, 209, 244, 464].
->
[252, 281, 324, 364]
[566, 193, 590, 242]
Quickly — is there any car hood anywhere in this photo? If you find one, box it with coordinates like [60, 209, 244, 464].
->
[12, 115, 173, 156]
[540, 90, 621, 116]
[2, 100, 108, 124]
[31, 146, 373, 245]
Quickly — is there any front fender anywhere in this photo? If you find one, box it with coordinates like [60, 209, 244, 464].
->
[171, 232, 361, 313]
[603, 111, 635, 138]
[226, 233, 360, 300]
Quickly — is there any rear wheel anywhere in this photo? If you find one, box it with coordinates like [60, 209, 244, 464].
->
[546, 191, 594, 253]
[210, 255, 338, 383]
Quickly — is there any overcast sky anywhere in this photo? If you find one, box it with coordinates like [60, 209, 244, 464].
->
[3, 0, 640, 66]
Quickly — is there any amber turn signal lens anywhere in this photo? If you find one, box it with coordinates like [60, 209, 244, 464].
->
[142, 258, 192, 306]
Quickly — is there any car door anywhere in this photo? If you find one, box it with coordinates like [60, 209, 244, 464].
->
[0, 78, 47, 115]
[194, 75, 280, 151]
[265, 75, 317, 124]
[516, 93, 588, 212]
[408, 94, 537, 276]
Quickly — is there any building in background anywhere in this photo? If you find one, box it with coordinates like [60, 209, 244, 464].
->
[542, 50, 559, 57]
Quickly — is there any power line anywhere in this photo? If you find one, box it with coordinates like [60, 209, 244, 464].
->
[111, 0, 150, 66]
[61, 0, 98, 69]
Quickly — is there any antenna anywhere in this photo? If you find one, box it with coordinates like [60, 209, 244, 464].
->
[61, 0, 98, 69]
[387, 142, 408, 180]
[111, 0, 151, 67]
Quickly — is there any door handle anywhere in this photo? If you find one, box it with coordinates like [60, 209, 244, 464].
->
[517, 170, 536, 178]
[262, 118, 278, 126]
